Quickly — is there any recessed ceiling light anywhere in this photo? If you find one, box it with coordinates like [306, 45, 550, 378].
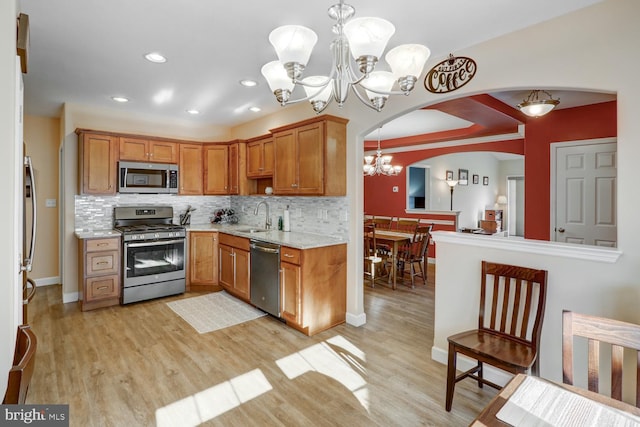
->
[111, 96, 129, 103]
[186, 109, 200, 115]
[240, 79, 258, 87]
[249, 106, 261, 112]
[144, 52, 167, 63]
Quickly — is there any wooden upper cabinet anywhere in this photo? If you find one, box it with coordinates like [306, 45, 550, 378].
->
[272, 115, 347, 196]
[203, 144, 229, 195]
[79, 132, 118, 195]
[246, 135, 274, 178]
[149, 141, 178, 163]
[120, 137, 177, 163]
[179, 143, 203, 195]
[119, 137, 148, 161]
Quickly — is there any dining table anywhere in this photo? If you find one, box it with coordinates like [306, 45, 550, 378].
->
[471, 373, 640, 426]
[370, 230, 413, 290]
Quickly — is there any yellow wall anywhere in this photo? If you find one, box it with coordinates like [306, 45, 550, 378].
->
[24, 115, 60, 284]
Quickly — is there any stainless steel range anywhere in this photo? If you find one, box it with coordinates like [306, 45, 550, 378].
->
[114, 206, 186, 304]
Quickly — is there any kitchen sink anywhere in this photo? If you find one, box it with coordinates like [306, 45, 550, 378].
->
[237, 228, 270, 233]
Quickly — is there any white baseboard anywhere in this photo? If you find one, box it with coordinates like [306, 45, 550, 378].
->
[62, 292, 79, 304]
[431, 345, 512, 387]
[346, 311, 366, 327]
[33, 276, 60, 286]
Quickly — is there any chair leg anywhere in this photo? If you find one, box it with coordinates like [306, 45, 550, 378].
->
[478, 361, 484, 389]
[410, 263, 416, 288]
[445, 343, 457, 412]
[417, 260, 426, 283]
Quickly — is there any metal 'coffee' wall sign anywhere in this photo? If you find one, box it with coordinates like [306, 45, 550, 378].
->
[424, 54, 477, 94]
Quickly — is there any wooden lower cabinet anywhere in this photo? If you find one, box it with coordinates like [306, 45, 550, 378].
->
[280, 244, 347, 336]
[218, 233, 250, 302]
[78, 236, 121, 311]
[187, 231, 221, 291]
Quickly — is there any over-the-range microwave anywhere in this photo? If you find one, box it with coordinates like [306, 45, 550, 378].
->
[118, 161, 179, 194]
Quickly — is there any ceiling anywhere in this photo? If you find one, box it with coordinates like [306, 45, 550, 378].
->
[20, 0, 607, 141]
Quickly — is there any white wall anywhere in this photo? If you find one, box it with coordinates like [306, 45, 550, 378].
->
[414, 152, 502, 228]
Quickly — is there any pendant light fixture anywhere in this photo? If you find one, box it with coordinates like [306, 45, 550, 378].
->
[517, 90, 560, 117]
[261, 0, 430, 113]
[363, 128, 402, 176]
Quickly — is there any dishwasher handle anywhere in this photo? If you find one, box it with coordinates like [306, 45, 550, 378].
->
[250, 243, 280, 254]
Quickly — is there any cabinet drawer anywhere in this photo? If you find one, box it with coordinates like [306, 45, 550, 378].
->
[86, 275, 119, 301]
[86, 237, 120, 252]
[281, 246, 301, 265]
[86, 251, 119, 275]
[219, 233, 250, 251]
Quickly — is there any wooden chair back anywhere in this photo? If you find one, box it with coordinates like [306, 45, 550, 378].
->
[364, 223, 377, 258]
[479, 261, 548, 357]
[562, 310, 640, 407]
[372, 216, 393, 230]
[395, 218, 419, 234]
[3, 324, 37, 404]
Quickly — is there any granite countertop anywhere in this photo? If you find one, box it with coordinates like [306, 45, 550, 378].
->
[186, 223, 347, 249]
[75, 229, 122, 239]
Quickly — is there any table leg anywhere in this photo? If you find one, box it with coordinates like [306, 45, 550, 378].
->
[391, 241, 398, 290]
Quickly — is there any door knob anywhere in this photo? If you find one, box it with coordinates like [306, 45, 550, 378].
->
[557, 228, 565, 233]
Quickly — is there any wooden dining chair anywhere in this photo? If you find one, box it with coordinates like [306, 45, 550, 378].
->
[3, 324, 37, 404]
[562, 310, 640, 407]
[363, 223, 386, 287]
[445, 261, 548, 411]
[396, 224, 433, 288]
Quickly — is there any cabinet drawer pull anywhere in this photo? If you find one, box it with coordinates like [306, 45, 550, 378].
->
[97, 261, 109, 265]
[97, 286, 109, 290]
[97, 243, 109, 246]
[291, 183, 298, 188]
[283, 254, 294, 258]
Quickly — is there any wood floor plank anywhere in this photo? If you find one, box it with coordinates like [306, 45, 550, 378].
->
[27, 264, 496, 426]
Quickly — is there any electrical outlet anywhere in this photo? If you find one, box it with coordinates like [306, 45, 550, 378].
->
[45, 199, 57, 207]
[323, 209, 328, 220]
[317, 209, 323, 219]
[341, 211, 348, 221]
[296, 208, 302, 217]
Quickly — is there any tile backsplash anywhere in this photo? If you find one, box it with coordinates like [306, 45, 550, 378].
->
[75, 194, 349, 239]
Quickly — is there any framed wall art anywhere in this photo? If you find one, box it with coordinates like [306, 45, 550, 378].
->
[446, 170, 454, 181]
[483, 176, 489, 185]
[472, 174, 479, 184]
[458, 169, 468, 186]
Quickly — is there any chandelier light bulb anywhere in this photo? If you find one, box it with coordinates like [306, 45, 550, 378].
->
[269, 25, 318, 70]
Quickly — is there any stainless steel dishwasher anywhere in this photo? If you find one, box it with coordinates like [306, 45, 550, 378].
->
[250, 240, 281, 317]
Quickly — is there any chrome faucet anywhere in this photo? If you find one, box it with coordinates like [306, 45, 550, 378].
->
[254, 201, 271, 229]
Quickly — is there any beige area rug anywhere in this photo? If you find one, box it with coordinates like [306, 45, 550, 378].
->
[166, 291, 266, 334]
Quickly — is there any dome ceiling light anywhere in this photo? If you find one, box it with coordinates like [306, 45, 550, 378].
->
[517, 89, 560, 117]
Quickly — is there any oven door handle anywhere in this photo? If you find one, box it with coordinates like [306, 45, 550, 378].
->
[125, 239, 185, 248]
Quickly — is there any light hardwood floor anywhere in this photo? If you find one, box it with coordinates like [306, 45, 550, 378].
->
[27, 264, 496, 426]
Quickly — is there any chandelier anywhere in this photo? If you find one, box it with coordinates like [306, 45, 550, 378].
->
[363, 128, 402, 176]
[517, 90, 560, 117]
[261, 1, 430, 113]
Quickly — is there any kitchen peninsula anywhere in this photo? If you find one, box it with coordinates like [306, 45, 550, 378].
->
[186, 223, 347, 336]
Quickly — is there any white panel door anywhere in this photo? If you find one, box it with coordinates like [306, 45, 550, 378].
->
[554, 141, 617, 246]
